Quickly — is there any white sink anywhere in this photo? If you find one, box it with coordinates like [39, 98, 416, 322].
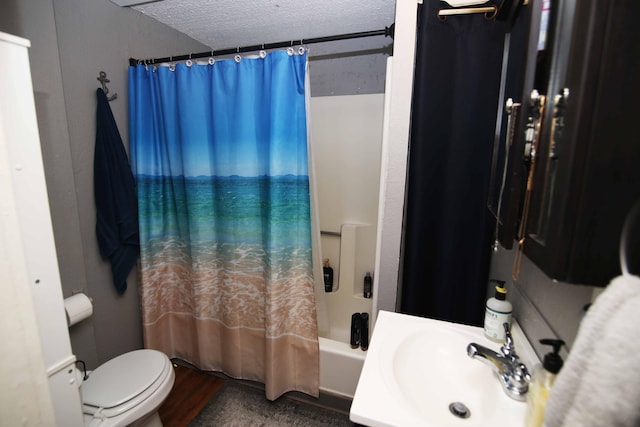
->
[350, 311, 538, 427]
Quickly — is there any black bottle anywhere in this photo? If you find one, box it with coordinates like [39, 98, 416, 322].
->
[350, 313, 362, 349]
[360, 313, 369, 351]
[363, 272, 372, 298]
[323, 259, 333, 292]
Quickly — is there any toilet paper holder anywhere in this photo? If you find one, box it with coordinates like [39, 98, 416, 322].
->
[64, 291, 93, 327]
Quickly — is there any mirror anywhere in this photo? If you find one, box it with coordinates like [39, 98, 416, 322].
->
[487, 0, 567, 251]
[525, 0, 576, 247]
[486, 0, 547, 250]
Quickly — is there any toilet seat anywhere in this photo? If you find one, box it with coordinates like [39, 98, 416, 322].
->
[82, 349, 173, 424]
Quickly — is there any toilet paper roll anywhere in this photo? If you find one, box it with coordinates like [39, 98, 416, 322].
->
[64, 293, 93, 326]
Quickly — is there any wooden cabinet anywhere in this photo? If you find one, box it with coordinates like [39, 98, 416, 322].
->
[488, 0, 640, 285]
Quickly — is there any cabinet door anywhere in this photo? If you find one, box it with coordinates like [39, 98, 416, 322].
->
[487, 0, 552, 251]
[521, 0, 640, 285]
[487, 1, 534, 250]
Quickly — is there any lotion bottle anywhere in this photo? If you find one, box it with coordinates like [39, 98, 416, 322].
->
[526, 339, 565, 427]
[483, 280, 512, 342]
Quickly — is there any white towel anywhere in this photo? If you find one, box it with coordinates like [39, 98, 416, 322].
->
[545, 274, 640, 427]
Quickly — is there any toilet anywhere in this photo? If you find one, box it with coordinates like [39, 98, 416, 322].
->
[80, 349, 175, 427]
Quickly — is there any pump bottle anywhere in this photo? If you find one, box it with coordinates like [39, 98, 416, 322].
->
[525, 339, 565, 427]
[483, 280, 512, 342]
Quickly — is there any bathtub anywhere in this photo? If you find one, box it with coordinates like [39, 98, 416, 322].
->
[318, 336, 367, 398]
[315, 224, 376, 399]
[311, 211, 379, 398]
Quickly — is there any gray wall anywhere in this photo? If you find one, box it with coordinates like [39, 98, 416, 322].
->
[52, 0, 211, 366]
[1, 0, 208, 368]
[308, 37, 392, 96]
[1, 0, 98, 368]
[489, 247, 596, 360]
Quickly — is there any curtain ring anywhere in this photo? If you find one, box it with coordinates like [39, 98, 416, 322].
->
[287, 47, 294, 56]
[169, 56, 176, 71]
[235, 54, 242, 63]
[186, 53, 193, 67]
[209, 49, 215, 65]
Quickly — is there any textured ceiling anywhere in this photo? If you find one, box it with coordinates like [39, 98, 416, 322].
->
[133, 0, 397, 51]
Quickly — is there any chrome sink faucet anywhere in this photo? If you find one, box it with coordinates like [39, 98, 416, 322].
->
[467, 323, 530, 401]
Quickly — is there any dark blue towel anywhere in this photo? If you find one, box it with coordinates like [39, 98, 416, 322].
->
[94, 88, 139, 294]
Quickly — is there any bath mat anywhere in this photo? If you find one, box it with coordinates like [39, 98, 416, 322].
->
[188, 381, 354, 426]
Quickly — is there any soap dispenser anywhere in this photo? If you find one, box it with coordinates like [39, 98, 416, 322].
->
[483, 280, 512, 342]
[525, 339, 565, 427]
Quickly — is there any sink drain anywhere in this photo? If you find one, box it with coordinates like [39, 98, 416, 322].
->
[449, 402, 471, 419]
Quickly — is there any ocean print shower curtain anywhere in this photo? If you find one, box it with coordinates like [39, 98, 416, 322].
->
[128, 50, 319, 399]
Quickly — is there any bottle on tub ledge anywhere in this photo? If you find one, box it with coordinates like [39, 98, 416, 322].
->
[350, 312, 370, 351]
[363, 272, 373, 298]
[323, 258, 333, 292]
[360, 313, 369, 351]
[350, 313, 361, 349]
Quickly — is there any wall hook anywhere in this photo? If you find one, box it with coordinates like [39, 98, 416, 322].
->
[97, 71, 117, 101]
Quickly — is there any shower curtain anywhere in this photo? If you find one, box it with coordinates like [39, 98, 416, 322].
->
[400, 1, 507, 325]
[128, 50, 319, 400]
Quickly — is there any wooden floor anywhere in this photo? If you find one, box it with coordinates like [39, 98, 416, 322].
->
[158, 363, 226, 427]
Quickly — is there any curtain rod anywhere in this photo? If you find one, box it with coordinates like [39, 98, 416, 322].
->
[129, 24, 394, 67]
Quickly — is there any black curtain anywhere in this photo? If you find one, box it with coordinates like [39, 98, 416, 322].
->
[400, 1, 508, 325]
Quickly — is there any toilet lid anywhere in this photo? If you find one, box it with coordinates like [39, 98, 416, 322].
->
[82, 349, 168, 409]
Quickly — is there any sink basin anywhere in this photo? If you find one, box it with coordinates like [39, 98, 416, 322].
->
[350, 311, 538, 427]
